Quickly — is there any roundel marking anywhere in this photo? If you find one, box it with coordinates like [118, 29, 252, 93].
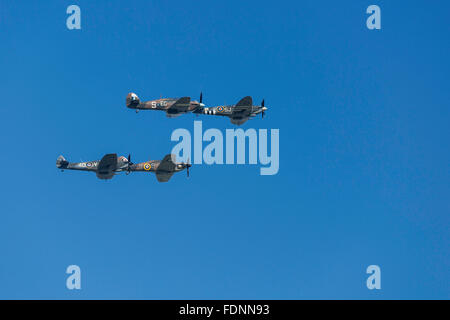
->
[144, 163, 152, 171]
[86, 162, 92, 167]
[217, 106, 224, 112]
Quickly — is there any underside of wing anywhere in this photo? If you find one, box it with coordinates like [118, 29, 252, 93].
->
[96, 171, 115, 180]
[155, 171, 175, 182]
[232, 96, 253, 117]
[155, 154, 177, 182]
[230, 117, 249, 126]
[236, 96, 252, 107]
[156, 154, 177, 172]
[231, 106, 252, 116]
[167, 97, 191, 113]
[96, 153, 117, 179]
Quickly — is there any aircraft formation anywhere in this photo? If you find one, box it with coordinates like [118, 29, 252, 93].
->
[126, 92, 267, 126]
[57, 154, 190, 182]
[57, 92, 268, 182]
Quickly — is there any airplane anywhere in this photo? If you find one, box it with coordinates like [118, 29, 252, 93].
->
[193, 96, 267, 125]
[127, 154, 192, 182]
[56, 153, 191, 182]
[126, 92, 205, 118]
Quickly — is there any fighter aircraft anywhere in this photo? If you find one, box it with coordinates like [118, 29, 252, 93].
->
[56, 153, 191, 182]
[126, 154, 192, 182]
[126, 92, 205, 118]
[193, 96, 267, 125]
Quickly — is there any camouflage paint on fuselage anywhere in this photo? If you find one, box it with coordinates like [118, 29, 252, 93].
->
[128, 160, 160, 172]
[56, 154, 129, 179]
[126, 93, 204, 117]
[193, 96, 268, 125]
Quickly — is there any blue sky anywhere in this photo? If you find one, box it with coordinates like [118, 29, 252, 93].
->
[0, 0, 448, 299]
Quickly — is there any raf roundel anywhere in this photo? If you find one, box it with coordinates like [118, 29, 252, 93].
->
[217, 106, 224, 112]
[144, 163, 152, 171]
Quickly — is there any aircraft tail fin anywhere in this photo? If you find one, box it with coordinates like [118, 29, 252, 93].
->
[126, 92, 140, 108]
[56, 155, 69, 168]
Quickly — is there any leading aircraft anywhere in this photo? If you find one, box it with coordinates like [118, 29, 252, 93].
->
[56, 153, 191, 182]
[126, 92, 205, 118]
[193, 96, 267, 125]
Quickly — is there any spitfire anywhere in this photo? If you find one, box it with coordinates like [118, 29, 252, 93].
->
[56, 153, 191, 182]
[126, 93, 268, 125]
[126, 92, 205, 118]
[194, 96, 267, 126]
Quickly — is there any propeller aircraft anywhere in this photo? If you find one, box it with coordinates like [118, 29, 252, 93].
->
[126, 92, 205, 118]
[193, 96, 267, 125]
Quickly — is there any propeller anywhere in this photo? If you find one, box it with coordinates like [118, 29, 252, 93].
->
[185, 158, 192, 177]
[126, 153, 134, 174]
[195, 92, 204, 117]
[261, 99, 265, 118]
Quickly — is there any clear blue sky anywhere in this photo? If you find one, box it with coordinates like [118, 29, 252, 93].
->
[0, 0, 448, 299]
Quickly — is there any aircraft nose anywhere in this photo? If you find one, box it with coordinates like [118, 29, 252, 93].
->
[262, 106, 268, 111]
[200, 103, 205, 107]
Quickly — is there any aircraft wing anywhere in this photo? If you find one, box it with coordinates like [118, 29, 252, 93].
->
[96, 153, 117, 180]
[232, 96, 253, 116]
[155, 171, 175, 182]
[156, 154, 176, 172]
[236, 96, 253, 107]
[155, 154, 177, 182]
[167, 97, 191, 113]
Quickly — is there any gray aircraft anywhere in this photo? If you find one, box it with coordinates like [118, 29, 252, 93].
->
[193, 96, 267, 125]
[56, 153, 191, 182]
[126, 92, 205, 118]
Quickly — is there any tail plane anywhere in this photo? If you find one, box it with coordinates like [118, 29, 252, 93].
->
[56, 155, 69, 168]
